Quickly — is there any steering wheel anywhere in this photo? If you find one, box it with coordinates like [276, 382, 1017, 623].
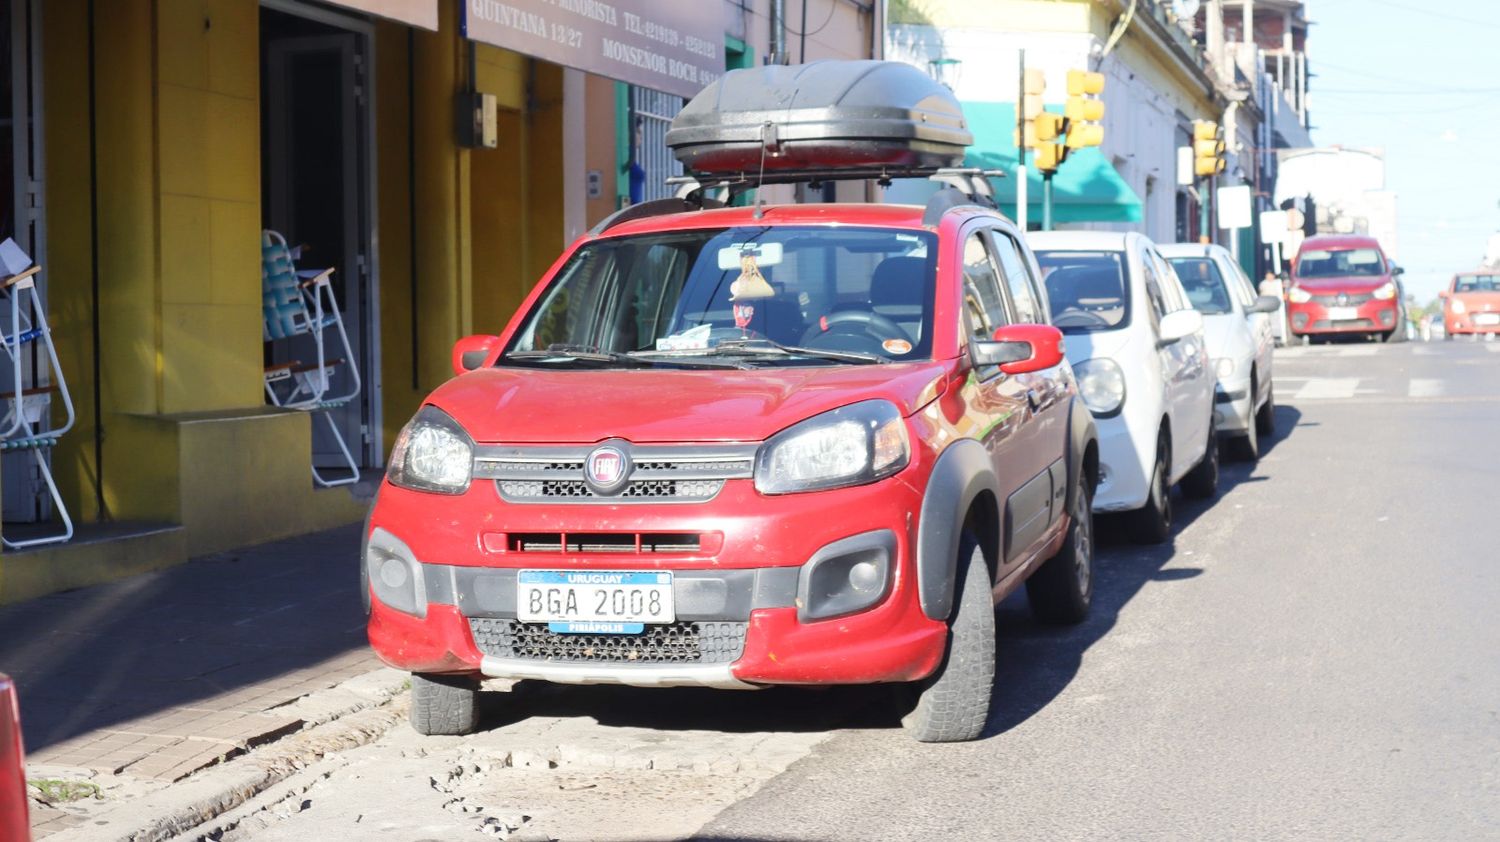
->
[800, 311, 912, 347]
[1052, 309, 1111, 328]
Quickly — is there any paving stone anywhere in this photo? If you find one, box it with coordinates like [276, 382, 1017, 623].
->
[30, 731, 183, 774]
[119, 738, 241, 782]
[28, 804, 85, 839]
[111, 707, 303, 747]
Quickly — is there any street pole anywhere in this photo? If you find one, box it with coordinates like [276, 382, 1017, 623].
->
[1016, 50, 1028, 231]
[1199, 175, 1212, 244]
[1043, 171, 1054, 231]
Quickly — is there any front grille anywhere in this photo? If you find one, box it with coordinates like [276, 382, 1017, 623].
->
[505, 532, 702, 553]
[1311, 293, 1373, 307]
[469, 618, 748, 664]
[475, 442, 757, 504]
[1311, 318, 1373, 329]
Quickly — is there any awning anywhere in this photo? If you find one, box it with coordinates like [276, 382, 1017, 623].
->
[962, 101, 1142, 224]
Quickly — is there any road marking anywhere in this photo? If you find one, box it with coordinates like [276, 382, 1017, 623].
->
[1407, 378, 1444, 398]
[1486, 344, 1500, 353]
[1293, 378, 1361, 400]
[1337, 346, 1378, 357]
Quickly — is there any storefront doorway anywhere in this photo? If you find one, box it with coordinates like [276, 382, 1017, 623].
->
[260, 1, 381, 469]
[0, 0, 48, 523]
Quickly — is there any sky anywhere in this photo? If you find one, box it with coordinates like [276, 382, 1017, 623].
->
[1307, 0, 1500, 304]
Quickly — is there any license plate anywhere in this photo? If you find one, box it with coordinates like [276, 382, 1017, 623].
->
[517, 570, 675, 633]
[1474, 313, 1500, 326]
[1326, 306, 1359, 321]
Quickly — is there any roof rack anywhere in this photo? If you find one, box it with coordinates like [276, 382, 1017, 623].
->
[590, 167, 1005, 237]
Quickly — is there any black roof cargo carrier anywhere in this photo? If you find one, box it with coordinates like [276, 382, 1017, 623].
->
[665, 60, 972, 175]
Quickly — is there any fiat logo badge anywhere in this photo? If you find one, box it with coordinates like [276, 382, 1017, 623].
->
[1336, 292, 1349, 306]
[584, 444, 631, 494]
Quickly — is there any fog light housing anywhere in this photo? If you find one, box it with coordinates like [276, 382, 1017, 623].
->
[366, 527, 427, 617]
[798, 530, 896, 622]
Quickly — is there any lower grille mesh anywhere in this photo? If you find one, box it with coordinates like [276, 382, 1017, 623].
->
[469, 618, 747, 665]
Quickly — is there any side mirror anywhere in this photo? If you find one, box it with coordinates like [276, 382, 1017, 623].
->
[1391, 265, 1405, 276]
[971, 324, 1066, 374]
[1157, 308, 1204, 346]
[452, 334, 501, 375]
[1247, 295, 1281, 315]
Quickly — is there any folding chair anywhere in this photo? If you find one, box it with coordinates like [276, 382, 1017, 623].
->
[0, 240, 75, 548]
[261, 231, 361, 488]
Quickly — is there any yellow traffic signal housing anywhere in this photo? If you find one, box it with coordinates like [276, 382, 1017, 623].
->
[1034, 142, 1068, 172]
[1062, 68, 1106, 149]
[1035, 111, 1066, 142]
[1192, 119, 1226, 176]
[1018, 68, 1047, 148]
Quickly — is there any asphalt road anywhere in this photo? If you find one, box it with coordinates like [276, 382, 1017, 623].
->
[699, 339, 1500, 841]
[214, 339, 1500, 842]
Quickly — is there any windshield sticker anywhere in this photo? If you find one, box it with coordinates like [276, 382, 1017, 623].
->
[655, 323, 711, 351]
[729, 251, 776, 301]
[882, 338, 913, 355]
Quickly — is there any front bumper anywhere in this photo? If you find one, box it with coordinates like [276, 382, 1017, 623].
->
[1288, 298, 1398, 336]
[1090, 414, 1151, 513]
[1446, 314, 1500, 334]
[1213, 376, 1253, 435]
[365, 475, 948, 687]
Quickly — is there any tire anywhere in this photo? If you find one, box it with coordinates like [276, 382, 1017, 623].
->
[1127, 438, 1172, 544]
[410, 673, 481, 736]
[1377, 330, 1392, 343]
[1298, 333, 1311, 347]
[1026, 467, 1094, 625]
[1181, 420, 1219, 499]
[1255, 386, 1276, 437]
[902, 533, 995, 743]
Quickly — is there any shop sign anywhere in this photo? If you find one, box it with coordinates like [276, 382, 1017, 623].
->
[325, 0, 440, 30]
[463, 0, 721, 99]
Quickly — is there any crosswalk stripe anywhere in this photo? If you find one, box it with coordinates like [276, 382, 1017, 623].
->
[1293, 378, 1360, 400]
[1408, 379, 1444, 398]
[1338, 347, 1377, 357]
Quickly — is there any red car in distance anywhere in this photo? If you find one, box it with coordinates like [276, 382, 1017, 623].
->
[1286, 234, 1405, 343]
[1440, 271, 1500, 339]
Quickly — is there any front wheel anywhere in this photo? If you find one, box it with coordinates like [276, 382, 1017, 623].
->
[409, 673, 481, 736]
[902, 533, 995, 743]
[1127, 439, 1172, 544]
[1026, 466, 1094, 624]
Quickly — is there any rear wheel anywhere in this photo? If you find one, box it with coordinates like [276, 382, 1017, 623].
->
[1127, 438, 1172, 544]
[1026, 466, 1094, 624]
[1181, 420, 1220, 499]
[410, 673, 481, 736]
[902, 532, 995, 743]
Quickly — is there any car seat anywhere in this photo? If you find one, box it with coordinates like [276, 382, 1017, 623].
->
[869, 255, 927, 341]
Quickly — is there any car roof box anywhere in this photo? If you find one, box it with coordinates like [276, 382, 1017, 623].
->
[666, 60, 972, 175]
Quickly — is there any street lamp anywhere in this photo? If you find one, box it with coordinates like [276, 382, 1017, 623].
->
[928, 57, 962, 91]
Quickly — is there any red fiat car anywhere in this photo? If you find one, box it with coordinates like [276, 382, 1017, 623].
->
[364, 60, 1098, 744]
[1286, 234, 1404, 343]
[1440, 271, 1500, 338]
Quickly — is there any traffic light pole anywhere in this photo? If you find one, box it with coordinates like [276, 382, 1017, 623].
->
[1198, 174, 1212, 244]
[1016, 50, 1028, 231]
[1042, 171, 1055, 231]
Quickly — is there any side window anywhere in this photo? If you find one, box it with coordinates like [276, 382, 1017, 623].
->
[989, 231, 1045, 324]
[961, 231, 1009, 341]
[1138, 251, 1169, 323]
[1227, 260, 1257, 308]
[1151, 251, 1190, 312]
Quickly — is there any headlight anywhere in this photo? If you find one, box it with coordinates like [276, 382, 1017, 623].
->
[1215, 357, 1235, 379]
[755, 401, 910, 494]
[1451, 298, 1467, 314]
[1073, 358, 1126, 416]
[1287, 286, 1312, 304]
[387, 406, 474, 494]
[1372, 282, 1397, 300]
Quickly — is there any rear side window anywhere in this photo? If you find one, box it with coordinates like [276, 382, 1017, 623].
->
[1035, 250, 1129, 333]
[1167, 257, 1234, 315]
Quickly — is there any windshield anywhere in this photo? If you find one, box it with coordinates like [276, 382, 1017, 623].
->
[1167, 257, 1233, 315]
[503, 226, 937, 367]
[1295, 248, 1385, 278]
[1455, 274, 1500, 293]
[1035, 250, 1129, 333]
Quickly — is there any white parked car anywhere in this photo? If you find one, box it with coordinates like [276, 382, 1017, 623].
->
[1159, 243, 1279, 461]
[1029, 231, 1217, 544]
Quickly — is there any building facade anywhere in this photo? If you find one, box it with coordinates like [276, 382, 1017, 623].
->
[0, 0, 880, 603]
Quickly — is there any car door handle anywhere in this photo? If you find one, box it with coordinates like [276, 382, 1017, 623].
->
[1026, 389, 1042, 412]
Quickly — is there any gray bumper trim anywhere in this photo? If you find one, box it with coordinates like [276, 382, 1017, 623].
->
[479, 655, 757, 689]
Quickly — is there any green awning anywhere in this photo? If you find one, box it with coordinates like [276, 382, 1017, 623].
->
[962, 101, 1142, 224]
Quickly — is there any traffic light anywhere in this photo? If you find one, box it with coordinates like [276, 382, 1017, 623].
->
[1193, 120, 1225, 177]
[1034, 141, 1067, 172]
[1064, 70, 1105, 149]
[1015, 68, 1047, 149]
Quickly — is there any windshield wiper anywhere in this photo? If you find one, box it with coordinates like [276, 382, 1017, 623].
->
[689, 337, 889, 365]
[504, 345, 650, 366]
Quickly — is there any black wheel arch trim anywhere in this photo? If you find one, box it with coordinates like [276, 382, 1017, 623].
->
[1066, 395, 1100, 514]
[916, 438, 1001, 621]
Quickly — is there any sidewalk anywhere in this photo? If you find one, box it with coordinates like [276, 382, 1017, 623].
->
[0, 523, 404, 839]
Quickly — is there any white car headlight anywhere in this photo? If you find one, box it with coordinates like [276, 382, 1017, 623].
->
[1373, 282, 1397, 301]
[1073, 358, 1126, 416]
[387, 407, 475, 494]
[1287, 287, 1312, 304]
[1215, 357, 1235, 379]
[755, 401, 910, 495]
[1451, 298, 1467, 314]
